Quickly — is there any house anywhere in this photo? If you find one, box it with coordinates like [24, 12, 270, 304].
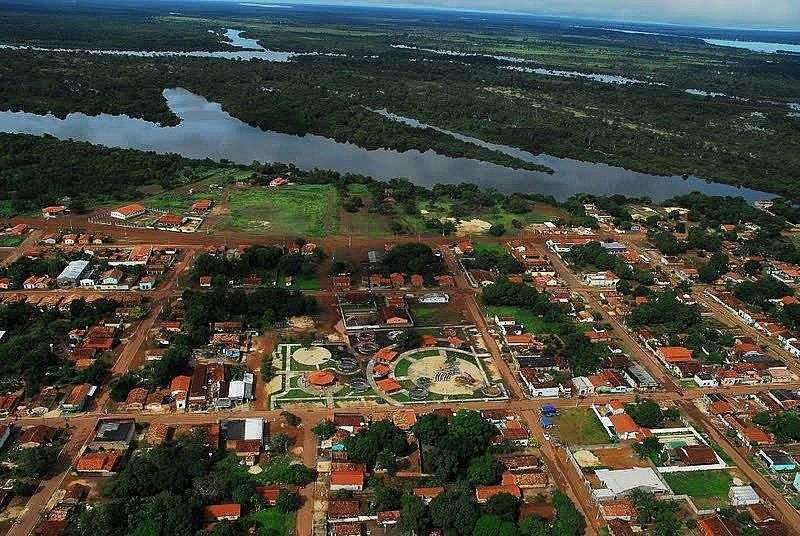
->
[99, 268, 123, 287]
[199, 276, 212, 288]
[110, 203, 145, 220]
[330, 466, 366, 491]
[7, 223, 27, 235]
[674, 445, 718, 466]
[17, 425, 58, 449]
[326, 500, 361, 522]
[138, 276, 155, 290]
[694, 373, 719, 388]
[221, 418, 265, 456]
[758, 449, 796, 472]
[75, 451, 122, 476]
[656, 346, 693, 363]
[61, 383, 94, 412]
[155, 213, 184, 228]
[192, 199, 213, 211]
[205, 504, 241, 522]
[333, 413, 365, 433]
[227, 373, 255, 404]
[698, 516, 738, 536]
[23, 274, 51, 289]
[413, 487, 444, 504]
[256, 486, 280, 506]
[475, 484, 521, 503]
[125, 387, 149, 411]
[41, 205, 66, 218]
[599, 500, 638, 522]
[88, 419, 136, 451]
[608, 414, 642, 440]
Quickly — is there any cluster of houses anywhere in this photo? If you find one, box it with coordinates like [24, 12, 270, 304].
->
[320, 409, 550, 536]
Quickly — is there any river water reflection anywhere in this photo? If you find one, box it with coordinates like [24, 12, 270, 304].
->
[0, 88, 770, 202]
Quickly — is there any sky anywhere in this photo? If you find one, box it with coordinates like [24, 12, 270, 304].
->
[282, 0, 800, 30]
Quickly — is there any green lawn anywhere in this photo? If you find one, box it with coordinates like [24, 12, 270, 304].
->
[250, 507, 295, 536]
[554, 408, 610, 446]
[225, 184, 339, 236]
[485, 306, 560, 334]
[394, 358, 411, 377]
[663, 470, 732, 505]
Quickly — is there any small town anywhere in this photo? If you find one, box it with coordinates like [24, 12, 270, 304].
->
[0, 189, 799, 536]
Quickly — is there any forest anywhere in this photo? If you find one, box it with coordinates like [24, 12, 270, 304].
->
[1, 7, 799, 197]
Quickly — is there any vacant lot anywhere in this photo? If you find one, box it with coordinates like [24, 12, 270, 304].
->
[555, 408, 610, 446]
[225, 184, 339, 236]
[663, 470, 732, 508]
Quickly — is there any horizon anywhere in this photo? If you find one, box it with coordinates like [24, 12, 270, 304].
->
[231, 0, 800, 32]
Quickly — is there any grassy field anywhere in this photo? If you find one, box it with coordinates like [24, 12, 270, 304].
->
[555, 408, 610, 446]
[225, 184, 339, 236]
[485, 305, 561, 334]
[663, 470, 732, 507]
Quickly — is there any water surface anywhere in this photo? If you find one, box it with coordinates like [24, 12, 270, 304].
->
[701, 39, 800, 53]
[0, 88, 770, 202]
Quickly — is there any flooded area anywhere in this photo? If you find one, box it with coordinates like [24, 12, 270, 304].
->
[0, 88, 770, 201]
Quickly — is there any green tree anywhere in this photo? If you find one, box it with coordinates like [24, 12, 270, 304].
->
[430, 490, 481, 536]
[473, 514, 518, 536]
[467, 453, 502, 486]
[399, 495, 430, 536]
[483, 492, 520, 522]
[312, 420, 337, 440]
[276, 491, 302, 512]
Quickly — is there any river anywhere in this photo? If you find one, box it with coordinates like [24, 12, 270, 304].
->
[0, 88, 770, 202]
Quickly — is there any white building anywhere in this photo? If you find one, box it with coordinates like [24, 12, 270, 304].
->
[728, 486, 760, 506]
[592, 468, 670, 501]
[110, 203, 145, 220]
[693, 373, 719, 388]
[57, 260, 90, 288]
[584, 271, 620, 288]
[228, 373, 255, 404]
[418, 292, 450, 304]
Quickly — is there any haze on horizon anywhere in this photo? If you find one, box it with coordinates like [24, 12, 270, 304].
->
[255, 0, 800, 30]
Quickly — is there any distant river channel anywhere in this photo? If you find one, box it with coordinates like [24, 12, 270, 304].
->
[0, 87, 771, 202]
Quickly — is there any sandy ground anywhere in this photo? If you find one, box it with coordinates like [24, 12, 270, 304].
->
[406, 352, 487, 395]
[292, 346, 331, 366]
[455, 218, 492, 236]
